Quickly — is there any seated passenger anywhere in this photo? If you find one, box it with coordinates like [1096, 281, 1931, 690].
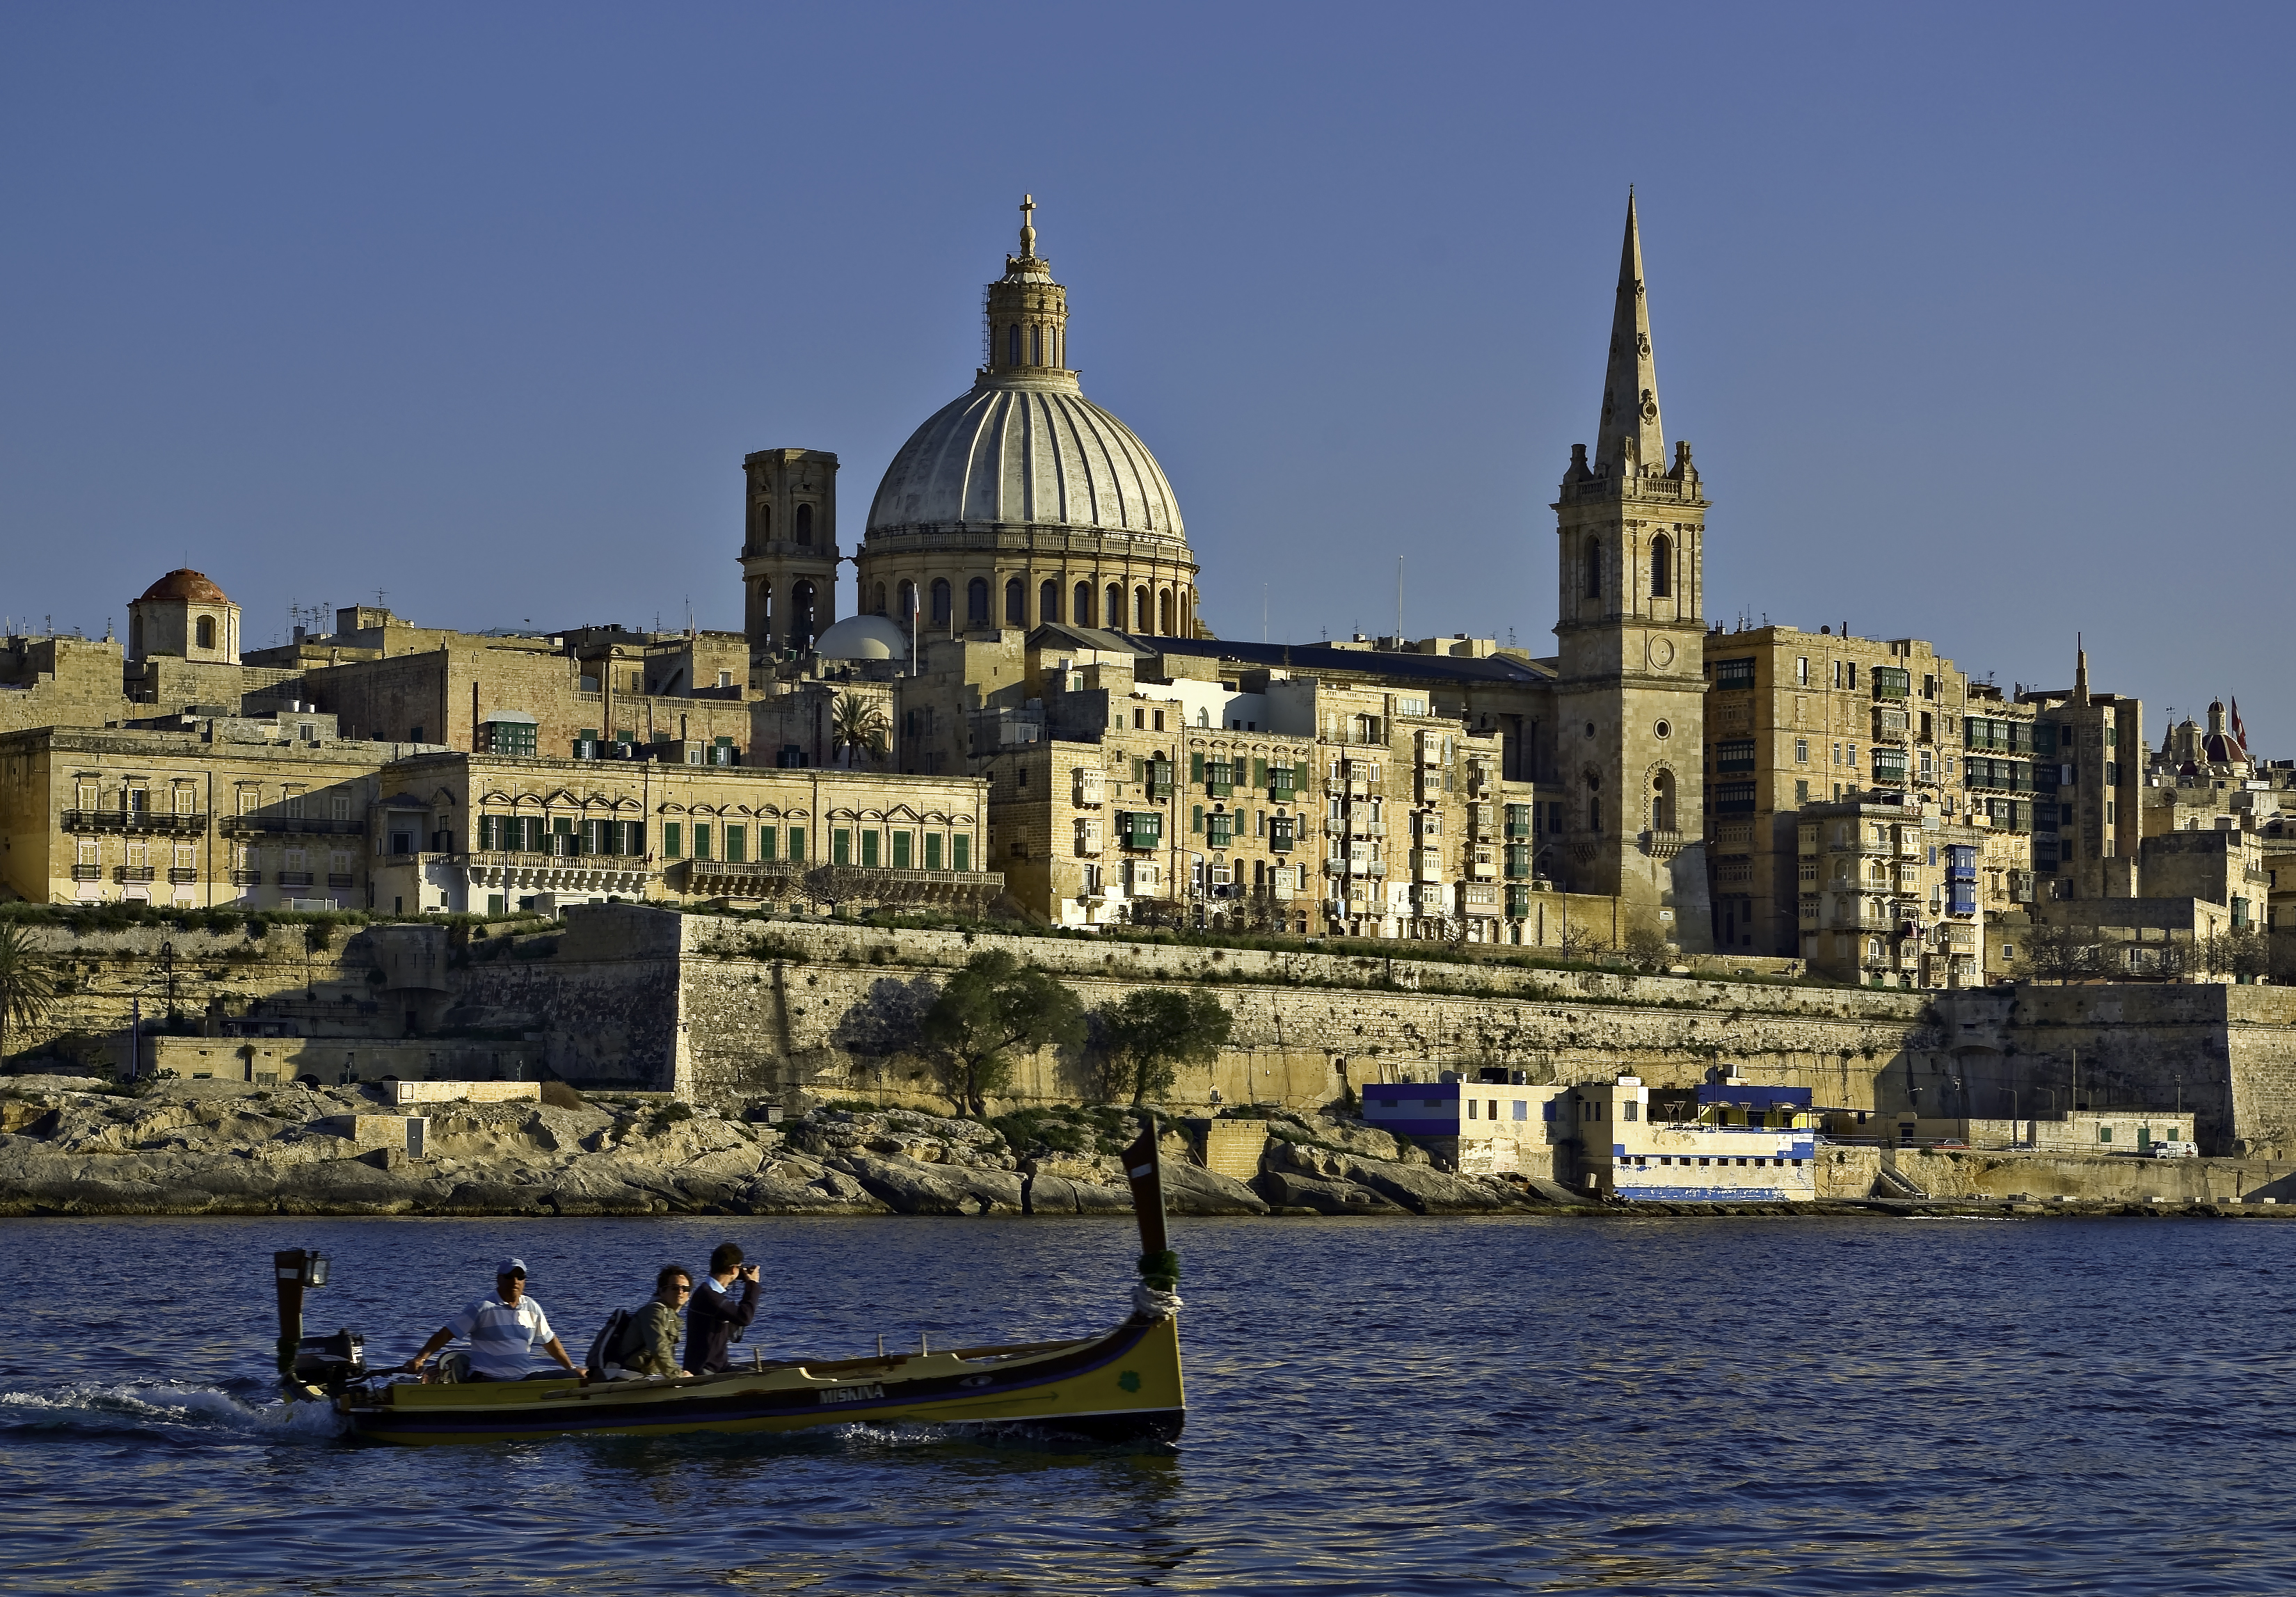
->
[406, 1257, 582, 1383]
[603, 1266, 692, 1380]
[686, 1242, 760, 1373]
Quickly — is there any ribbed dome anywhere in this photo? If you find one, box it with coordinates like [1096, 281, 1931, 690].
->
[137, 568, 230, 604]
[866, 376, 1186, 546]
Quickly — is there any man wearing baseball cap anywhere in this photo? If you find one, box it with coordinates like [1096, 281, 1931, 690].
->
[405, 1258, 583, 1383]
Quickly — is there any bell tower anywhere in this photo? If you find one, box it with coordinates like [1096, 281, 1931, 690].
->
[739, 448, 840, 661]
[1550, 192, 1712, 953]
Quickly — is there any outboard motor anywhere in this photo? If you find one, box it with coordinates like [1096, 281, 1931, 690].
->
[274, 1248, 365, 1399]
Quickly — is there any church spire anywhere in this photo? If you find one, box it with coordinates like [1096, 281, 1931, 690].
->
[1593, 189, 1665, 476]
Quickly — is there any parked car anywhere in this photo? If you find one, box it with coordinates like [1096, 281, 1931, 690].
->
[2151, 1140, 2199, 1159]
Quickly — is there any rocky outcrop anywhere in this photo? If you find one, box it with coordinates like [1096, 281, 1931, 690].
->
[1250, 1131, 1536, 1214]
[0, 1080, 1275, 1219]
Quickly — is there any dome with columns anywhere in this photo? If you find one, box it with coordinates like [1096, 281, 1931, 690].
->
[856, 198, 1202, 639]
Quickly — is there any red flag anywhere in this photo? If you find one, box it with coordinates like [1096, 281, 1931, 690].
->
[2231, 697, 2249, 753]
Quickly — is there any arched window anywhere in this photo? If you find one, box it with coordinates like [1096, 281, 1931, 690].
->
[795, 504, 813, 546]
[1650, 534, 1672, 599]
[195, 616, 216, 650]
[1030, 326, 1041, 364]
[1108, 584, 1124, 630]
[1588, 796, 1602, 833]
[757, 504, 770, 540]
[1158, 589, 1174, 635]
[1039, 579, 1059, 624]
[1652, 770, 1675, 832]
[1074, 580, 1093, 627]
[898, 580, 915, 622]
[791, 581, 818, 648]
[967, 577, 990, 625]
[930, 579, 952, 626]
[1583, 538, 1602, 598]
[1005, 578, 1026, 626]
[1134, 586, 1150, 633]
[1007, 325, 1021, 365]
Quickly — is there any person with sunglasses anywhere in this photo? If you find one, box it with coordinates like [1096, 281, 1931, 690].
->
[405, 1257, 582, 1383]
[613, 1265, 694, 1380]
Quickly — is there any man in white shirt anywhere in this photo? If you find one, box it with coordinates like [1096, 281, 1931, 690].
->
[406, 1258, 583, 1383]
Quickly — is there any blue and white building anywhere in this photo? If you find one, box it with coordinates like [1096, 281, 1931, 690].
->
[1573, 1075, 1817, 1201]
[1360, 1078, 1572, 1177]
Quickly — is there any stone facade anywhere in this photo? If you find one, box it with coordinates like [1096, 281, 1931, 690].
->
[367, 751, 994, 917]
[739, 449, 840, 657]
[0, 719, 401, 910]
[1549, 198, 1711, 951]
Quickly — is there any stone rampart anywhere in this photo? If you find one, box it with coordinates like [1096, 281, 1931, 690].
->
[1818, 1144, 2296, 1205]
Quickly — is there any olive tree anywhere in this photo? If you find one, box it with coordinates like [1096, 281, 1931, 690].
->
[918, 949, 1084, 1116]
[1096, 988, 1234, 1107]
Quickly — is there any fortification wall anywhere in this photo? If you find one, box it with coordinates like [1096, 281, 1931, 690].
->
[1818, 1144, 2296, 1205]
[641, 908, 1932, 1110]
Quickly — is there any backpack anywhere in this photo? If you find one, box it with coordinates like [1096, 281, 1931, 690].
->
[584, 1308, 639, 1379]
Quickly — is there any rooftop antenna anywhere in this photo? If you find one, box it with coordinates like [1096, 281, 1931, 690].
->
[1262, 584, 1268, 644]
[1396, 556, 1405, 643]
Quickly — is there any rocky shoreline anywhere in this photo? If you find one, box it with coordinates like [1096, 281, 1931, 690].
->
[0, 1075, 1520, 1220]
[0, 1077, 2274, 1222]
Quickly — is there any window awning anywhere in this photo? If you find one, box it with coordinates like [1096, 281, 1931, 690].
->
[481, 710, 539, 725]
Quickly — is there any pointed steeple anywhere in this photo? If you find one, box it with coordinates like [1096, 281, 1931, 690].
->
[2072, 634, 2090, 707]
[1593, 189, 1665, 476]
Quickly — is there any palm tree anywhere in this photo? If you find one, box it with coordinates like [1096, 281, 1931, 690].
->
[830, 693, 891, 769]
[0, 922, 62, 1068]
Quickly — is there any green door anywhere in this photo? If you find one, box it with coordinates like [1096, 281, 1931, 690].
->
[2137, 1126, 2151, 1153]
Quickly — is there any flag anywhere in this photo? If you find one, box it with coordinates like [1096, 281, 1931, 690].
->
[2231, 697, 2249, 754]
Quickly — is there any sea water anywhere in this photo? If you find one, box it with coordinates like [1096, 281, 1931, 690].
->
[3, 1213, 2293, 1595]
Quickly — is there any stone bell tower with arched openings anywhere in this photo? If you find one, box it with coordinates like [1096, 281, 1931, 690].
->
[740, 447, 841, 661]
[1550, 192, 1712, 952]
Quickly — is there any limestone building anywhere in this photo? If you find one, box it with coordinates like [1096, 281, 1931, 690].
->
[367, 752, 995, 917]
[0, 714, 397, 912]
[1549, 194, 1712, 952]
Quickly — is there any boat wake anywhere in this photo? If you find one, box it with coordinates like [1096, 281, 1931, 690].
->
[0, 1381, 346, 1446]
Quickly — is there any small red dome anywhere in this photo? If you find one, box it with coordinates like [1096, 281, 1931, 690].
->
[136, 569, 230, 604]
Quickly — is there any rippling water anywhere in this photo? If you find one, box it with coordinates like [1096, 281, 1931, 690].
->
[3, 1212, 2293, 1594]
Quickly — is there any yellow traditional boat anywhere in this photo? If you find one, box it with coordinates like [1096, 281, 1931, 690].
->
[271, 1118, 1186, 1447]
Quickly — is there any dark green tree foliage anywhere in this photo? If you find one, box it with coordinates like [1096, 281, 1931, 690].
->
[919, 949, 1085, 1116]
[1097, 988, 1234, 1106]
[0, 923, 62, 1065]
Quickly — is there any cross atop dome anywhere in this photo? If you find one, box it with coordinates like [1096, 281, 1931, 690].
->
[1019, 193, 1037, 257]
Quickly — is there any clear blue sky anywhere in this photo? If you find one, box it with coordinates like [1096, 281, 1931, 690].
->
[3, 4, 2290, 750]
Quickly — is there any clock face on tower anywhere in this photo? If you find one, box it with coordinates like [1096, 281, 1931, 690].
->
[1648, 636, 1676, 671]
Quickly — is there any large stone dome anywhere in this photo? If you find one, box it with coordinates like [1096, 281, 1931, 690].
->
[850, 199, 1202, 639]
[866, 376, 1186, 547]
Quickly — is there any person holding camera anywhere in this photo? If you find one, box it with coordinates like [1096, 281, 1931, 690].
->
[686, 1242, 760, 1373]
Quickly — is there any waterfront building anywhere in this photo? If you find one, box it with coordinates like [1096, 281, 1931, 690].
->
[1357, 1078, 1572, 1178]
[1572, 1075, 1817, 1201]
